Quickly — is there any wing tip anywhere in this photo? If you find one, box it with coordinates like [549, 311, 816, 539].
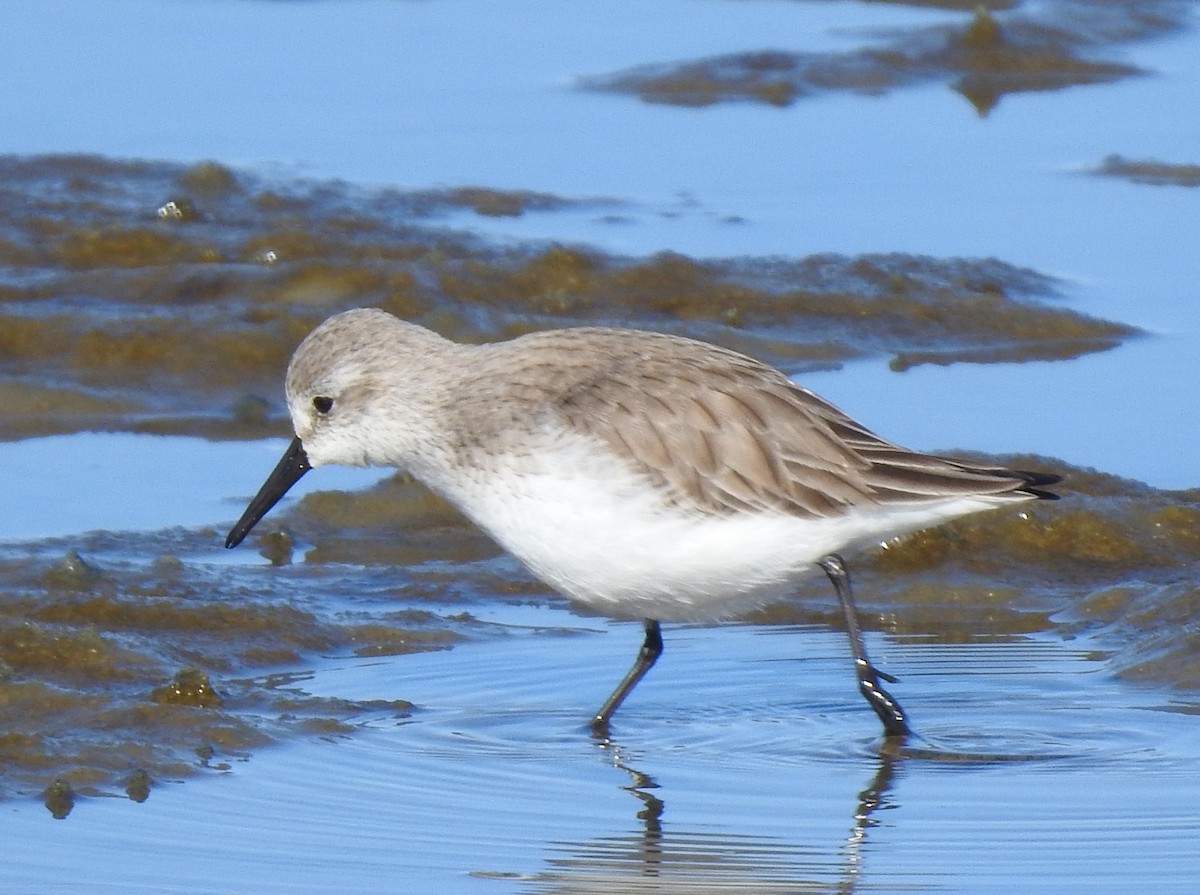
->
[1014, 470, 1062, 500]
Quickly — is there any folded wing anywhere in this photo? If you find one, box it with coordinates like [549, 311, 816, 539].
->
[553, 336, 1058, 518]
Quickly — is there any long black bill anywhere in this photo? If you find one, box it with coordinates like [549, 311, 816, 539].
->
[225, 436, 312, 549]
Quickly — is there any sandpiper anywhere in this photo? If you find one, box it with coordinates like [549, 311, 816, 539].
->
[226, 308, 1059, 738]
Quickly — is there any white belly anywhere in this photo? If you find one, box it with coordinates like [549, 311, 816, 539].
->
[429, 433, 1017, 622]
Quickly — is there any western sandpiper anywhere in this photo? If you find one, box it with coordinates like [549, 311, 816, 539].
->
[226, 308, 1059, 738]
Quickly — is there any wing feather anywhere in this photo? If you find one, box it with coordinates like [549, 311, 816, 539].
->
[539, 329, 1054, 518]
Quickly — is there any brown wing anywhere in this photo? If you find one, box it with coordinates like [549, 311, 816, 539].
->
[549, 331, 1055, 518]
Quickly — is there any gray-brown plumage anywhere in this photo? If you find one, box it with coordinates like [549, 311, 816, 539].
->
[448, 326, 1058, 520]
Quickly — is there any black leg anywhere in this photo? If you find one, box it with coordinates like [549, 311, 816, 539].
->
[818, 554, 910, 738]
[592, 618, 663, 735]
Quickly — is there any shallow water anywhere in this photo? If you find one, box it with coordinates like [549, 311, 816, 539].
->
[4, 616, 1198, 893]
[2, 0, 1200, 892]
[6, 0, 1199, 485]
[3, 432, 1200, 894]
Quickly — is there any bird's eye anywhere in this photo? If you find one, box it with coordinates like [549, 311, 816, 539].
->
[312, 396, 334, 414]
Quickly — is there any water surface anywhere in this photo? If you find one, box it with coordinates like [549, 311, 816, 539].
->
[1, 1, 1199, 892]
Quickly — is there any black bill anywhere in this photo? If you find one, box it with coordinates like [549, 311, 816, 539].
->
[225, 436, 312, 548]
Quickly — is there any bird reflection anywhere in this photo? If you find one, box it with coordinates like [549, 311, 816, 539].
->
[612, 755, 665, 877]
[837, 739, 902, 894]
[524, 735, 905, 893]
